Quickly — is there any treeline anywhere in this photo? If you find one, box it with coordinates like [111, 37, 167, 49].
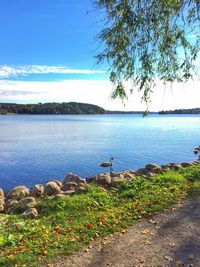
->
[159, 108, 200, 114]
[0, 102, 106, 115]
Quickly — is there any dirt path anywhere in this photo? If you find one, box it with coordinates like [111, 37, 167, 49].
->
[54, 197, 200, 267]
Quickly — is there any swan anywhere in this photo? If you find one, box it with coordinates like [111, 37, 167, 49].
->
[100, 157, 114, 167]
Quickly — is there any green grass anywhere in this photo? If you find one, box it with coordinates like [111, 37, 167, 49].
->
[1, 165, 200, 266]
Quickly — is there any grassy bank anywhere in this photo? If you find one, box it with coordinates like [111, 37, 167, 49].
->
[1, 165, 200, 266]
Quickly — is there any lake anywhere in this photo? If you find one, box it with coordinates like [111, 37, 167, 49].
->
[0, 114, 200, 190]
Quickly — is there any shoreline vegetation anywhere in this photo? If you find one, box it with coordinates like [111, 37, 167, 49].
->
[1, 160, 200, 266]
[1, 102, 200, 115]
[159, 108, 200, 114]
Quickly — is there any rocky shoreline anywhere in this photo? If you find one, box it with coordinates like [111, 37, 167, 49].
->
[0, 160, 199, 219]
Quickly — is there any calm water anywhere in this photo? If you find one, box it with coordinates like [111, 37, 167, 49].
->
[0, 114, 200, 190]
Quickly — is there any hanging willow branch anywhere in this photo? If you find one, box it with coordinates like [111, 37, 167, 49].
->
[94, 0, 200, 104]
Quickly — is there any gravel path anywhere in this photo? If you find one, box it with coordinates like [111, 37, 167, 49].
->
[54, 197, 200, 267]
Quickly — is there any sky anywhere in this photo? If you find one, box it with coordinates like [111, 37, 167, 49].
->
[0, 0, 199, 111]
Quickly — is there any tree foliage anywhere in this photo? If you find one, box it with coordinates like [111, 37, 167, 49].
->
[0, 102, 106, 114]
[94, 0, 200, 104]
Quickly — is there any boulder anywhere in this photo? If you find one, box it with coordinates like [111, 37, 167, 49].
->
[96, 174, 111, 186]
[30, 184, 44, 197]
[150, 166, 162, 174]
[170, 164, 183, 171]
[124, 173, 135, 180]
[49, 180, 62, 188]
[128, 170, 137, 175]
[146, 164, 161, 172]
[6, 199, 19, 209]
[61, 182, 77, 191]
[63, 173, 85, 185]
[0, 199, 4, 212]
[0, 188, 4, 199]
[192, 161, 200, 165]
[136, 168, 149, 176]
[20, 197, 37, 209]
[44, 181, 61, 196]
[0, 204, 4, 212]
[161, 165, 170, 171]
[9, 186, 29, 200]
[21, 208, 38, 219]
[75, 185, 87, 194]
[86, 177, 95, 184]
[62, 190, 75, 196]
[111, 176, 124, 187]
[111, 172, 124, 179]
[181, 162, 192, 168]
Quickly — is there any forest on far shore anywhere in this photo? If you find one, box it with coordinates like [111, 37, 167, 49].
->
[0, 102, 106, 115]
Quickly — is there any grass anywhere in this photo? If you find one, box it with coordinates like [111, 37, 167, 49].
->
[1, 165, 200, 266]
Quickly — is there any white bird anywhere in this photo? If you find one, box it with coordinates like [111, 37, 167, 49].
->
[100, 157, 114, 167]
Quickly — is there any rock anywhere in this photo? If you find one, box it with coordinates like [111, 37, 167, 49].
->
[150, 166, 162, 174]
[79, 182, 86, 187]
[161, 165, 170, 171]
[30, 184, 44, 197]
[192, 161, 200, 165]
[0, 204, 4, 212]
[0, 199, 4, 212]
[75, 185, 87, 194]
[96, 174, 111, 186]
[49, 180, 62, 188]
[128, 170, 137, 175]
[21, 208, 38, 219]
[6, 199, 19, 209]
[20, 197, 37, 209]
[9, 186, 29, 200]
[181, 162, 192, 168]
[63, 173, 85, 185]
[146, 164, 161, 172]
[0, 188, 4, 199]
[62, 182, 77, 191]
[44, 181, 61, 196]
[170, 164, 183, 171]
[111, 176, 124, 187]
[86, 177, 95, 184]
[136, 168, 149, 176]
[111, 172, 124, 179]
[124, 173, 135, 180]
[62, 190, 75, 196]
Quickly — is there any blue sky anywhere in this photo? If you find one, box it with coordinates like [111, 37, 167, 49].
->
[0, 0, 102, 68]
[0, 0, 199, 111]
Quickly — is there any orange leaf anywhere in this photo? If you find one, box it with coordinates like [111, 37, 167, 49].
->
[87, 223, 94, 229]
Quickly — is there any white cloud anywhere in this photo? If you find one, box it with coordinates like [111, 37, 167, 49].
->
[0, 78, 199, 111]
[0, 65, 106, 78]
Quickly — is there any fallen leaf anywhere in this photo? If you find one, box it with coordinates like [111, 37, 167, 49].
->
[87, 223, 94, 229]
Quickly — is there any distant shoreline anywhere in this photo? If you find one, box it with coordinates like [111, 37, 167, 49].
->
[1, 102, 200, 115]
[159, 108, 200, 114]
